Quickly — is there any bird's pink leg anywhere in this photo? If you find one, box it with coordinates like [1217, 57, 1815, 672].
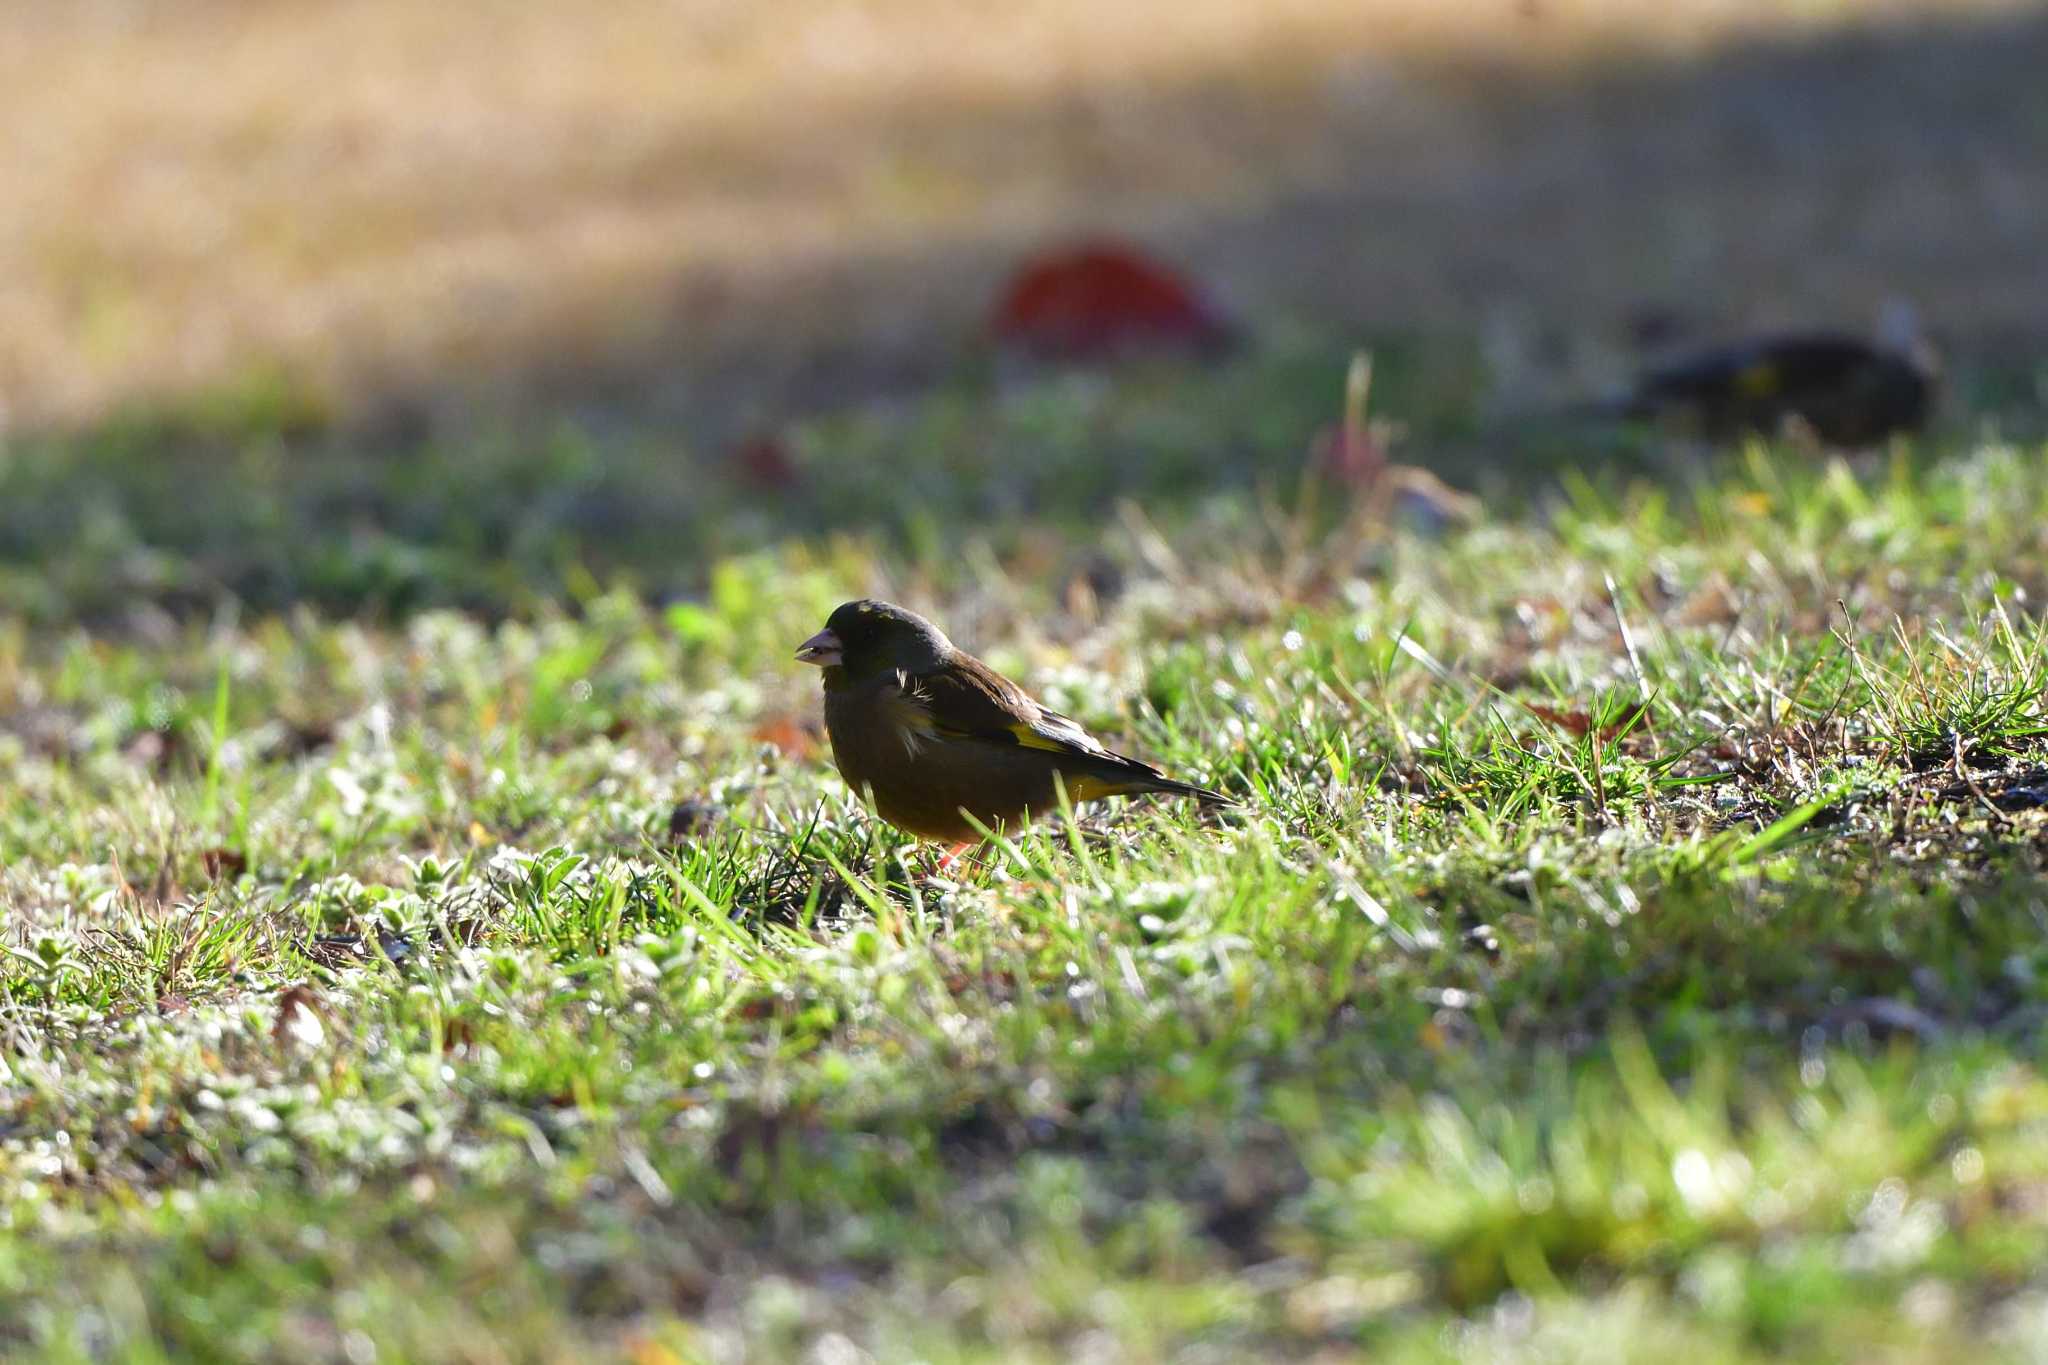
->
[935, 841, 976, 872]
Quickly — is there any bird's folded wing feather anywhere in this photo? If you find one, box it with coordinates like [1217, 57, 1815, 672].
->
[898, 657, 1116, 760]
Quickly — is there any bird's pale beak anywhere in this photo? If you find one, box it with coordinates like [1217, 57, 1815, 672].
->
[795, 628, 843, 667]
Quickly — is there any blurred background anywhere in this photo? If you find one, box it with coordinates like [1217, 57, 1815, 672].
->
[4, 0, 2046, 619]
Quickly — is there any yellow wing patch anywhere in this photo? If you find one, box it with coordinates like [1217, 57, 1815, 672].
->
[1007, 720, 1077, 753]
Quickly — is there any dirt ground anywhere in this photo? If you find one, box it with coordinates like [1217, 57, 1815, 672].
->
[4, 0, 2044, 437]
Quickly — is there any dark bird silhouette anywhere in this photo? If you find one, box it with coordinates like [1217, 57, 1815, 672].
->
[796, 600, 1231, 844]
[1609, 309, 1939, 447]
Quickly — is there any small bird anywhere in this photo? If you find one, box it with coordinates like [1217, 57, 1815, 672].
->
[795, 600, 1232, 844]
[1609, 308, 1940, 447]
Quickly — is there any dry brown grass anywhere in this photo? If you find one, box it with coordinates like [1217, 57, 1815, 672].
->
[2, 0, 2042, 431]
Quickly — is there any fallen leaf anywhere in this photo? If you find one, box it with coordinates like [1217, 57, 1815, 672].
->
[122, 727, 183, 773]
[1675, 577, 1742, 627]
[750, 713, 820, 760]
[441, 1017, 477, 1054]
[277, 719, 336, 757]
[200, 847, 247, 880]
[623, 1336, 686, 1365]
[991, 239, 1231, 361]
[1525, 703, 1640, 742]
[729, 433, 802, 491]
[667, 796, 720, 846]
[273, 985, 328, 1051]
[116, 849, 180, 909]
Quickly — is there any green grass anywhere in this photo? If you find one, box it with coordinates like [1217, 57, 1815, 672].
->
[6, 345, 2048, 1361]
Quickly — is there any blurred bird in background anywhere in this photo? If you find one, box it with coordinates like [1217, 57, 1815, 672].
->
[1602, 302, 1940, 447]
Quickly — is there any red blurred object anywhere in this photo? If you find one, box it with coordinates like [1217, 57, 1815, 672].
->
[200, 847, 248, 880]
[990, 240, 1231, 360]
[1310, 418, 1389, 490]
[731, 433, 801, 490]
[750, 712, 822, 759]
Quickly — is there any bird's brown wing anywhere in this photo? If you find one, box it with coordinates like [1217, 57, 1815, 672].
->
[897, 653, 1111, 757]
[890, 651, 1231, 805]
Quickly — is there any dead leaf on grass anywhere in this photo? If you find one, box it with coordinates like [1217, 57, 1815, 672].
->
[200, 847, 247, 880]
[991, 239, 1232, 361]
[749, 714, 820, 760]
[273, 985, 328, 1051]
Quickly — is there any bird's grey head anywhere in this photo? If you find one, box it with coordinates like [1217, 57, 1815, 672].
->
[795, 599, 954, 679]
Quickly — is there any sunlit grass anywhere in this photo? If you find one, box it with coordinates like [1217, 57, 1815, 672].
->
[5, 369, 2048, 1356]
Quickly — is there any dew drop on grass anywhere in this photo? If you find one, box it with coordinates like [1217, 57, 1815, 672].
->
[1672, 1149, 1722, 1214]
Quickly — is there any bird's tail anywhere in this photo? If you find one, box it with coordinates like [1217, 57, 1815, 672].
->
[1134, 773, 1238, 807]
[1067, 756, 1237, 808]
